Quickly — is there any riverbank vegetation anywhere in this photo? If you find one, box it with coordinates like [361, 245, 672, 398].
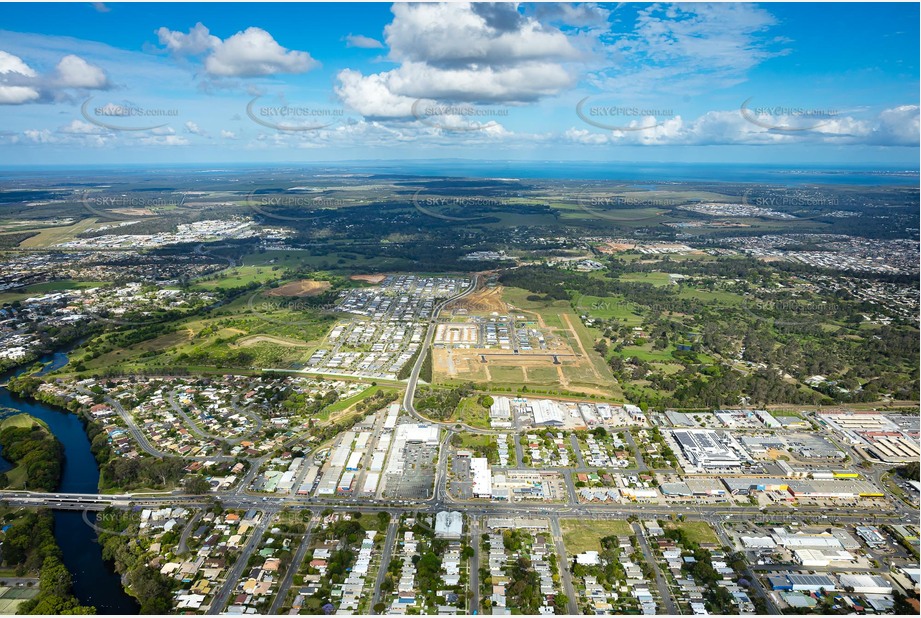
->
[0, 509, 95, 614]
[0, 412, 63, 492]
[95, 508, 176, 614]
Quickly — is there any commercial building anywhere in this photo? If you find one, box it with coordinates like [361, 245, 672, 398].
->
[660, 482, 692, 497]
[855, 526, 887, 548]
[362, 472, 380, 495]
[785, 479, 883, 499]
[685, 477, 727, 496]
[338, 472, 355, 493]
[722, 477, 789, 495]
[471, 457, 492, 498]
[435, 511, 464, 539]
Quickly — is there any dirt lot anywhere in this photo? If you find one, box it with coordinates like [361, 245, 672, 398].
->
[265, 279, 332, 297]
[349, 274, 386, 284]
[446, 286, 508, 314]
[234, 334, 311, 348]
[598, 242, 636, 253]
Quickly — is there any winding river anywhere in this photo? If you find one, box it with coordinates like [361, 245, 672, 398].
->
[0, 351, 140, 614]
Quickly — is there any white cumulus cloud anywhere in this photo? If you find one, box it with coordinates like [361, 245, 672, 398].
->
[157, 23, 318, 77]
[336, 3, 582, 119]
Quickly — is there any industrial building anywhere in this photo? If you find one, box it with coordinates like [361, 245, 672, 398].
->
[531, 399, 564, 426]
[792, 548, 855, 567]
[771, 528, 844, 549]
[489, 397, 513, 428]
[866, 436, 921, 463]
[362, 472, 380, 495]
[768, 574, 838, 592]
[397, 423, 441, 445]
[346, 451, 363, 471]
[338, 472, 355, 493]
[838, 575, 893, 595]
[671, 429, 745, 470]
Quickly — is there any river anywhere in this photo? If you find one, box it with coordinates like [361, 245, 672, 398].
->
[0, 351, 140, 614]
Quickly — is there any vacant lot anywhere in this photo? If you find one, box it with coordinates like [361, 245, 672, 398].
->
[349, 274, 386, 284]
[561, 519, 633, 554]
[447, 285, 507, 314]
[266, 279, 332, 297]
[665, 521, 720, 545]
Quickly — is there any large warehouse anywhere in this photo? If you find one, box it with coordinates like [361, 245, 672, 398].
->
[671, 429, 744, 470]
[531, 399, 565, 426]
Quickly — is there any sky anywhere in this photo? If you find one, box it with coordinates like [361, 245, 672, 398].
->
[0, 2, 918, 166]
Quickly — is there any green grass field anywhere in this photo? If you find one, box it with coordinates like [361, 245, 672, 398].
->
[319, 386, 396, 421]
[192, 265, 285, 290]
[561, 519, 633, 554]
[450, 397, 491, 429]
[456, 433, 494, 450]
[667, 521, 720, 545]
[0, 413, 49, 432]
[619, 272, 675, 287]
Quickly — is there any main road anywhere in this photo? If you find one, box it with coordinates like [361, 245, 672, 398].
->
[402, 275, 478, 421]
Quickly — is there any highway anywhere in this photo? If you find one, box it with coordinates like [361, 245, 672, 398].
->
[402, 275, 478, 422]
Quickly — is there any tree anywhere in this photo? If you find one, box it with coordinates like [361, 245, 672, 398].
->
[553, 593, 569, 614]
[185, 476, 212, 495]
[39, 557, 72, 598]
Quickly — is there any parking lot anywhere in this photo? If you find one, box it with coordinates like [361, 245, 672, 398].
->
[383, 442, 437, 499]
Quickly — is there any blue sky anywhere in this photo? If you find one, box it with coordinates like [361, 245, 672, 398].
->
[0, 2, 918, 166]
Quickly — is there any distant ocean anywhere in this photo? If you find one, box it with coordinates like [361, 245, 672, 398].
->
[340, 161, 921, 186]
[2, 161, 918, 187]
